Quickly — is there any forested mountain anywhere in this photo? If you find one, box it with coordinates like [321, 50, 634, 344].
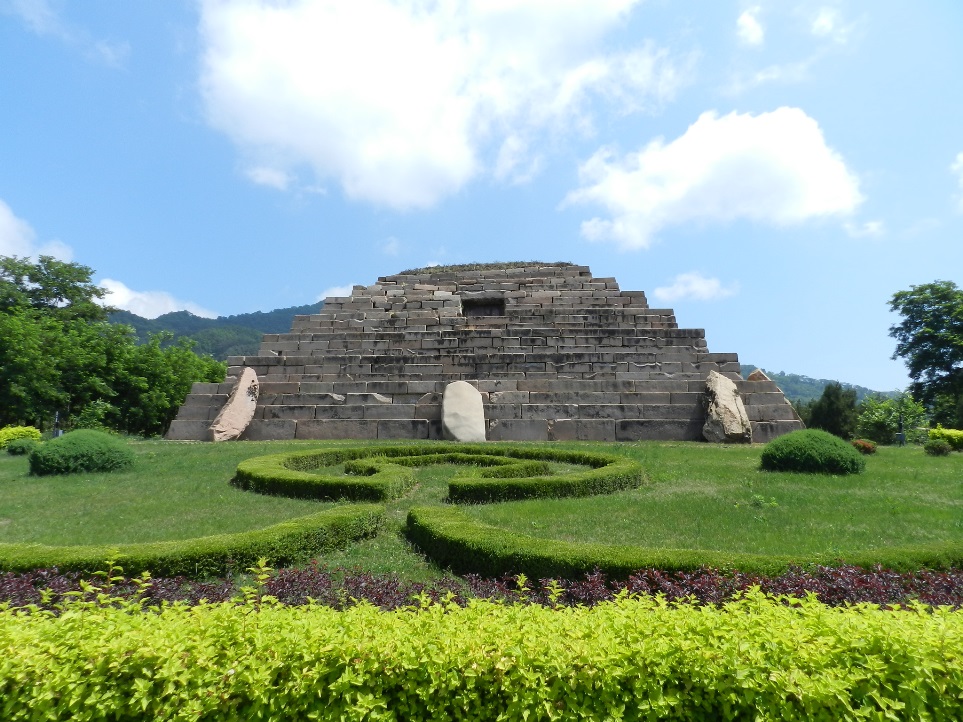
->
[110, 302, 322, 360]
[739, 365, 897, 404]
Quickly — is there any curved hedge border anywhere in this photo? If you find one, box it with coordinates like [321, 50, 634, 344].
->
[0, 505, 383, 578]
[406, 506, 963, 579]
[234, 444, 645, 503]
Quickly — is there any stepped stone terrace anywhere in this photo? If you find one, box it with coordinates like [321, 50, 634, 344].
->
[166, 262, 803, 443]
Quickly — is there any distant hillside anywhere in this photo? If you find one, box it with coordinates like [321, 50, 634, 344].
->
[739, 365, 896, 404]
[110, 302, 322, 360]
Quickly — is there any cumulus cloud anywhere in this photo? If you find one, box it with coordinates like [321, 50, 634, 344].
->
[317, 284, 357, 303]
[99, 279, 218, 319]
[736, 7, 764, 46]
[198, 0, 684, 209]
[652, 272, 738, 303]
[0, 199, 73, 260]
[564, 107, 863, 249]
[952, 152, 963, 212]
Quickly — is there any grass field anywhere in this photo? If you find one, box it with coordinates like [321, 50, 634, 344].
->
[0, 439, 960, 581]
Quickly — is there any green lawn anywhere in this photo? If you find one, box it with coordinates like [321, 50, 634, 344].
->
[0, 439, 960, 581]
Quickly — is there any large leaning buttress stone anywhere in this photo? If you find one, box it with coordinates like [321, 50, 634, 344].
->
[442, 381, 487, 442]
[209, 367, 259, 442]
[702, 370, 752, 444]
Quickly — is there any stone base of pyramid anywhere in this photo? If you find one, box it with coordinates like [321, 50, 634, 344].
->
[166, 264, 802, 443]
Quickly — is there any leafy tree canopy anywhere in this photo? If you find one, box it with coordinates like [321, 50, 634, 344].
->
[0, 256, 224, 435]
[807, 382, 858, 439]
[0, 255, 111, 322]
[889, 280, 963, 410]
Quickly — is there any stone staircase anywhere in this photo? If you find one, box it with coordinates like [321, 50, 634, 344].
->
[166, 264, 802, 442]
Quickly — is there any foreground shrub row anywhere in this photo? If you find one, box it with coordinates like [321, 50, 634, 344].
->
[2, 563, 961, 611]
[406, 506, 963, 578]
[0, 506, 382, 578]
[1, 592, 960, 720]
[234, 444, 644, 503]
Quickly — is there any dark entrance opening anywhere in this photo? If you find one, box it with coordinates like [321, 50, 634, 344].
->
[461, 297, 506, 317]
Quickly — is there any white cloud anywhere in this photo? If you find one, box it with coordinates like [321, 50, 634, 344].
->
[317, 284, 357, 303]
[564, 107, 863, 249]
[736, 7, 764, 46]
[0, 199, 73, 260]
[653, 272, 738, 303]
[99, 279, 218, 319]
[244, 166, 291, 191]
[198, 0, 685, 209]
[844, 220, 885, 238]
[810, 7, 853, 44]
[952, 152, 963, 212]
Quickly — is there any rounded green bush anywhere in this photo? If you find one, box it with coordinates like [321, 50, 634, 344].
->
[5, 438, 39, 456]
[28, 430, 135, 476]
[760, 429, 866, 475]
[923, 438, 952, 456]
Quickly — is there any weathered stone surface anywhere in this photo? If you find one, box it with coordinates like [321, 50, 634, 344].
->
[702, 370, 752, 444]
[746, 368, 771, 382]
[209, 368, 259, 442]
[167, 263, 804, 442]
[442, 381, 487, 442]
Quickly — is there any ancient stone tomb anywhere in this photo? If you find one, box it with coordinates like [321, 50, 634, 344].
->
[166, 263, 802, 443]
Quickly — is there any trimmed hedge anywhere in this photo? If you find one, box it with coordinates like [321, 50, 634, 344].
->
[0, 425, 40, 450]
[406, 506, 963, 578]
[1, 592, 960, 720]
[929, 425, 963, 451]
[28, 429, 134, 475]
[0, 505, 383, 578]
[760, 429, 866, 475]
[234, 444, 645, 504]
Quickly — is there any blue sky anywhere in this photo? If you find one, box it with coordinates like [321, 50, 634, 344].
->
[2, 1, 962, 392]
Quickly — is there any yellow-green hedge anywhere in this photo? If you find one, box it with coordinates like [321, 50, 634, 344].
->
[0, 425, 41, 450]
[929, 425, 963, 451]
[0, 592, 959, 720]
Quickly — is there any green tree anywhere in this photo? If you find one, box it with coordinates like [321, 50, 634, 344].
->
[0, 255, 111, 322]
[807, 382, 858, 439]
[1, 256, 225, 435]
[856, 392, 929, 445]
[889, 280, 963, 425]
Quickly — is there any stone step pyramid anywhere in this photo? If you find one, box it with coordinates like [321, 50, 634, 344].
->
[166, 263, 803, 443]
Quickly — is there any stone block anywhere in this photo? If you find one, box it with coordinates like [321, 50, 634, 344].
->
[488, 419, 549, 441]
[746, 404, 800, 422]
[296, 420, 379, 440]
[642, 404, 705, 420]
[750, 420, 805, 443]
[547, 418, 578, 441]
[314, 405, 365, 419]
[261, 405, 317, 420]
[520, 403, 578, 420]
[365, 404, 416, 419]
[241, 419, 297, 441]
[615, 419, 703, 442]
[579, 404, 643, 420]
[378, 419, 429, 439]
[164, 420, 213, 441]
